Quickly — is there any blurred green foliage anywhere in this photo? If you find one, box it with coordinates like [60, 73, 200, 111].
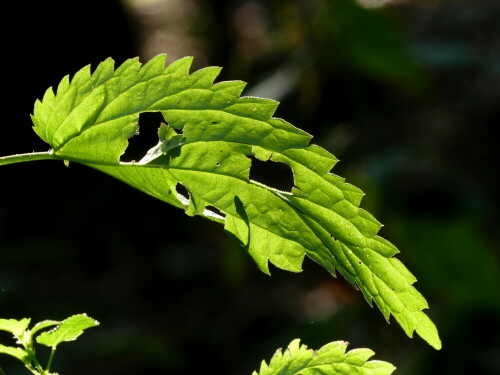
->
[312, 0, 428, 91]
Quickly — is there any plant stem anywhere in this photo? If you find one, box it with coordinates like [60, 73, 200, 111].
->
[0, 152, 59, 167]
[0, 365, 7, 375]
[45, 348, 56, 374]
[31, 357, 44, 375]
[24, 363, 40, 375]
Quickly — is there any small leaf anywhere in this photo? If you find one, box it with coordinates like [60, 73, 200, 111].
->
[0, 318, 30, 339]
[0, 344, 29, 361]
[36, 314, 99, 349]
[253, 339, 395, 375]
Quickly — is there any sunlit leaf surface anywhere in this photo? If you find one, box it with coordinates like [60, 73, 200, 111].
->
[31, 55, 440, 349]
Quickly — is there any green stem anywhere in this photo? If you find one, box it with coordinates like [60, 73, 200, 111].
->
[0, 152, 60, 167]
[45, 348, 56, 374]
[28, 355, 44, 375]
[0, 365, 7, 375]
[24, 363, 40, 375]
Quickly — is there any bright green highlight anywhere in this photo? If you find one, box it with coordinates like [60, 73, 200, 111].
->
[254, 339, 395, 375]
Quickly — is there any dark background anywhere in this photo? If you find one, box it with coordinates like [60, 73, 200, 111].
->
[1, 0, 499, 374]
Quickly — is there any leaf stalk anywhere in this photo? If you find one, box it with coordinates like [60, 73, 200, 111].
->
[45, 348, 56, 374]
[0, 152, 59, 167]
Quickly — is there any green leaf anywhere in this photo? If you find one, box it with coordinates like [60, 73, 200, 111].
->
[254, 339, 395, 375]
[0, 344, 29, 361]
[31, 55, 440, 349]
[36, 314, 99, 349]
[30, 320, 61, 337]
[0, 318, 30, 339]
[0, 319, 31, 365]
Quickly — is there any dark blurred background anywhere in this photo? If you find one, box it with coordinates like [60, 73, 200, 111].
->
[0, 0, 499, 374]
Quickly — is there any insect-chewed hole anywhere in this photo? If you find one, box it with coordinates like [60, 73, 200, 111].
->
[176, 183, 190, 205]
[249, 156, 295, 193]
[121, 112, 167, 162]
[204, 205, 225, 220]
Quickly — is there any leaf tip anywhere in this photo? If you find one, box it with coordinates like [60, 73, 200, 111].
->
[416, 311, 442, 350]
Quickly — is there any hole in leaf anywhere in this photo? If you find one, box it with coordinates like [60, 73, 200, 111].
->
[249, 156, 294, 192]
[176, 183, 190, 205]
[121, 112, 167, 162]
[204, 205, 225, 220]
